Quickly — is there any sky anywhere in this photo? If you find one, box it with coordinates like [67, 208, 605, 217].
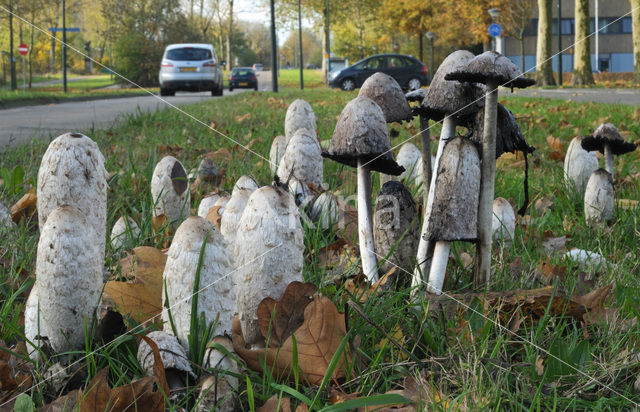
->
[235, 0, 314, 46]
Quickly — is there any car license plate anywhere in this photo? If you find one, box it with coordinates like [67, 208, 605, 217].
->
[239, 82, 248, 86]
[181, 67, 197, 72]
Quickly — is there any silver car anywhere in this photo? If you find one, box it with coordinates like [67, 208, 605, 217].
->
[159, 43, 224, 96]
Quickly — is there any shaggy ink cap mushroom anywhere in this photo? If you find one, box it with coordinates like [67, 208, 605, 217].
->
[309, 191, 340, 230]
[284, 99, 317, 144]
[269, 135, 288, 174]
[198, 192, 225, 218]
[222, 175, 259, 248]
[151, 156, 191, 230]
[137, 331, 196, 387]
[470, 103, 535, 159]
[359, 72, 412, 123]
[582, 123, 637, 155]
[276, 128, 324, 188]
[564, 136, 599, 196]
[584, 168, 615, 226]
[444, 50, 535, 90]
[110, 216, 140, 252]
[323, 96, 405, 175]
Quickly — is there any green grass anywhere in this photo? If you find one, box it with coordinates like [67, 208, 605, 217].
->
[1, 87, 640, 409]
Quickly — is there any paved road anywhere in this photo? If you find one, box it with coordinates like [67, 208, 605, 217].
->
[0, 72, 272, 150]
[511, 87, 640, 106]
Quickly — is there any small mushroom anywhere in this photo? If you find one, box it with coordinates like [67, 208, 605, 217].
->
[151, 156, 190, 230]
[195, 157, 222, 189]
[288, 178, 315, 209]
[162, 217, 235, 347]
[0, 201, 14, 228]
[213, 195, 230, 216]
[396, 142, 435, 191]
[359, 72, 412, 124]
[234, 185, 304, 346]
[584, 168, 614, 226]
[199, 336, 238, 411]
[220, 175, 258, 248]
[581, 123, 637, 180]
[445, 51, 535, 287]
[564, 136, 599, 196]
[137, 331, 196, 389]
[373, 181, 419, 280]
[276, 128, 323, 189]
[322, 96, 405, 281]
[309, 191, 340, 230]
[284, 99, 316, 145]
[26, 205, 102, 356]
[492, 197, 515, 246]
[198, 192, 226, 218]
[269, 135, 288, 174]
[37, 132, 108, 259]
[110, 216, 140, 252]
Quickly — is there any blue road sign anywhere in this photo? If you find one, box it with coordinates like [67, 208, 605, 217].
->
[488, 23, 502, 37]
[48, 27, 80, 32]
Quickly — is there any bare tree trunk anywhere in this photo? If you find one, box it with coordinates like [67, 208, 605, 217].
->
[226, 0, 234, 70]
[631, 0, 640, 84]
[535, 0, 555, 85]
[571, 0, 594, 85]
[520, 35, 525, 72]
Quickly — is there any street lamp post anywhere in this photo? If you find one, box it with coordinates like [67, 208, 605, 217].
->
[557, 0, 563, 85]
[298, 0, 303, 90]
[426, 32, 435, 84]
[488, 8, 501, 53]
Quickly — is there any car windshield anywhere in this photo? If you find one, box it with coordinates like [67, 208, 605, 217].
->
[166, 47, 212, 61]
[233, 69, 253, 76]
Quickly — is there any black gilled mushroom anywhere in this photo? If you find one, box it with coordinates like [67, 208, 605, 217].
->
[581, 123, 637, 180]
[359, 72, 413, 124]
[323, 96, 405, 281]
[445, 51, 535, 287]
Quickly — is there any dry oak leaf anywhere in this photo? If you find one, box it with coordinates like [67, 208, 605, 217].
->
[205, 205, 223, 229]
[10, 188, 36, 223]
[233, 296, 349, 386]
[103, 247, 167, 324]
[257, 281, 317, 347]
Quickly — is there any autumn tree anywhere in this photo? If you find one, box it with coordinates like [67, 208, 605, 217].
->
[631, 0, 640, 84]
[571, 0, 594, 85]
[500, 0, 536, 72]
[535, 0, 555, 85]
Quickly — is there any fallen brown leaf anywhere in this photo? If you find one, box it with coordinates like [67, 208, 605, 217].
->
[205, 205, 223, 229]
[258, 395, 292, 412]
[534, 197, 554, 215]
[204, 148, 233, 164]
[536, 257, 567, 284]
[103, 247, 167, 324]
[10, 188, 36, 223]
[344, 268, 397, 302]
[541, 236, 567, 253]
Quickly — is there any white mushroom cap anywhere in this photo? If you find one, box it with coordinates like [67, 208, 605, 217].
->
[309, 191, 339, 230]
[288, 178, 315, 209]
[137, 331, 195, 378]
[32, 205, 102, 354]
[234, 185, 304, 346]
[564, 136, 598, 196]
[221, 177, 259, 248]
[110, 216, 140, 251]
[284, 99, 316, 145]
[276, 128, 323, 189]
[232, 175, 259, 195]
[0, 201, 14, 229]
[203, 336, 238, 384]
[151, 156, 190, 230]
[584, 169, 614, 226]
[37, 132, 108, 259]
[213, 195, 230, 216]
[269, 135, 288, 174]
[396, 142, 434, 191]
[198, 193, 224, 218]
[492, 197, 515, 245]
[199, 336, 238, 411]
[162, 217, 235, 347]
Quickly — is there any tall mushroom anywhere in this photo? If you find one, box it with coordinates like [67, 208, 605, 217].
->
[162, 216, 235, 347]
[284, 99, 316, 145]
[37, 132, 108, 259]
[322, 96, 405, 282]
[581, 123, 637, 181]
[445, 51, 535, 288]
[564, 136, 599, 196]
[220, 175, 258, 248]
[151, 156, 190, 231]
[413, 50, 484, 288]
[234, 185, 304, 346]
[276, 128, 323, 189]
[269, 135, 288, 174]
[584, 168, 614, 226]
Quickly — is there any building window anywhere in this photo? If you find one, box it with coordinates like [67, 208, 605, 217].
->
[550, 18, 574, 35]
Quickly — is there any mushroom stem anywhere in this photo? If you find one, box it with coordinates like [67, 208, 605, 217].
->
[474, 80, 499, 289]
[427, 241, 450, 294]
[413, 116, 456, 287]
[379, 173, 392, 188]
[420, 115, 432, 209]
[357, 159, 378, 282]
[604, 143, 614, 180]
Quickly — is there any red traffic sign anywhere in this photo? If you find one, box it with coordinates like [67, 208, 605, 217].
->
[18, 44, 28, 56]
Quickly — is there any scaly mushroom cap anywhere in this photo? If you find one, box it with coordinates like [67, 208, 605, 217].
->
[564, 136, 599, 195]
[233, 175, 259, 194]
[162, 217, 235, 347]
[110, 216, 140, 251]
[288, 178, 315, 209]
[373, 181, 419, 275]
[323, 96, 405, 175]
[358, 72, 412, 123]
[269, 135, 288, 174]
[492, 197, 516, 245]
[396, 142, 423, 186]
[426, 137, 481, 242]
[151, 156, 190, 230]
[234, 185, 304, 346]
[37, 132, 108, 258]
[581, 123, 637, 155]
[198, 193, 223, 218]
[470, 103, 535, 158]
[137, 331, 195, 379]
[221, 176, 259, 248]
[213, 195, 230, 216]
[309, 191, 339, 230]
[420, 50, 485, 123]
[284, 99, 316, 144]
[584, 169, 614, 226]
[445, 51, 535, 89]
[32, 205, 102, 354]
[276, 128, 323, 188]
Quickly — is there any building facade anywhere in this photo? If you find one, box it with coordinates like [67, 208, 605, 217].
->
[503, 0, 633, 73]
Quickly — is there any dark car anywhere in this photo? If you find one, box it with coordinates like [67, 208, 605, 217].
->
[229, 67, 258, 91]
[328, 54, 428, 91]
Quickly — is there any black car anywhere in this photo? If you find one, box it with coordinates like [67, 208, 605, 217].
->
[328, 54, 428, 91]
[229, 67, 258, 91]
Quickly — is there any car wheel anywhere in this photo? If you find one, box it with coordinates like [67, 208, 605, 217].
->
[160, 88, 171, 97]
[407, 78, 422, 91]
[229, 87, 233, 92]
[254, 85, 258, 91]
[341, 78, 355, 91]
